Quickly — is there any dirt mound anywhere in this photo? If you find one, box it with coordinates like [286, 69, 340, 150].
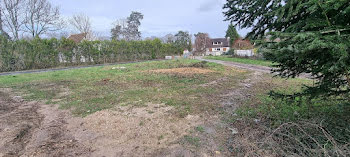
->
[189, 61, 209, 68]
[150, 67, 215, 75]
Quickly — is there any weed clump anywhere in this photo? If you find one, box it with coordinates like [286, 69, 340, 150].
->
[175, 61, 209, 69]
[190, 61, 209, 68]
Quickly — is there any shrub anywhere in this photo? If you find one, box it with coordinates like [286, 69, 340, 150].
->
[0, 38, 182, 72]
[226, 48, 235, 55]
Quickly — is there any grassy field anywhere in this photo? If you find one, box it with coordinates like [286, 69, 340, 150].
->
[0, 59, 248, 117]
[1, 59, 348, 156]
[205, 55, 274, 67]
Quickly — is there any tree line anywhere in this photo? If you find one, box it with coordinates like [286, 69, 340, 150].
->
[0, 1, 194, 72]
[1, 0, 243, 56]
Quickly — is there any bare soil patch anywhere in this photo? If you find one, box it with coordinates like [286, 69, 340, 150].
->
[0, 89, 92, 157]
[0, 89, 43, 156]
[79, 103, 202, 156]
[149, 67, 215, 75]
[0, 88, 239, 157]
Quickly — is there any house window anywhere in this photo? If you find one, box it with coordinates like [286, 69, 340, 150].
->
[213, 42, 223, 45]
[216, 48, 221, 51]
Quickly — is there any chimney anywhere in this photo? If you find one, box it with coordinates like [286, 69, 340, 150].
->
[227, 37, 231, 46]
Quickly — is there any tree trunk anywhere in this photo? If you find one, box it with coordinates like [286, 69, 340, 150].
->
[346, 72, 350, 88]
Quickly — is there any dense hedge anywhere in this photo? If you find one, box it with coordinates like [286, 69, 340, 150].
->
[0, 36, 181, 72]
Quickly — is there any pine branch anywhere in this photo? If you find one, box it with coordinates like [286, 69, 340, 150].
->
[321, 28, 350, 34]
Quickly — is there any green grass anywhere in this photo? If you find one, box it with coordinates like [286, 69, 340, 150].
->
[183, 135, 201, 147]
[195, 126, 205, 133]
[0, 59, 249, 117]
[205, 55, 274, 67]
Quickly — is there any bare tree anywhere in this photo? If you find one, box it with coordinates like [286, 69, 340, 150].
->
[69, 13, 91, 34]
[69, 13, 95, 40]
[24, 0, 63, 38]
[111, 18, 127, 40]
[46, 30, 69, 39]
[0, 5, 10, 38]
[144, 36, 158, 41]
[162, 34, 175, 43]
[194, 32, 210, 54]
[1, 0, 25, 40]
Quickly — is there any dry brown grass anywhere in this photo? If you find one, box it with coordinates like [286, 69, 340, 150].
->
[227, 73, 350, 157]
[230, 120, 350, 157]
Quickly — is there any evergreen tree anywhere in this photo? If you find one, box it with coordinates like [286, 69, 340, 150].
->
[225, 24, 240, 45]
[224, 0, 350, 99]
[110, 12, 143, 41]
[125, 11, 144, 41]
[174, 31, 192, 51]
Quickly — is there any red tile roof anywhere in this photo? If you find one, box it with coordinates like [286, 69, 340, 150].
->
[68, 33, 87, 43]
[232, 39, 254, 50]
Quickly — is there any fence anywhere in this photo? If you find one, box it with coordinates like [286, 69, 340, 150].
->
[235, 49, 254, 57]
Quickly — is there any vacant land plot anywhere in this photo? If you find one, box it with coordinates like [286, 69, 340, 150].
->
[0, 59, 316, 156]
[0, 59, 249, 156]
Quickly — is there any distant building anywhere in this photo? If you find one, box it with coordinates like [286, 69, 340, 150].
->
[183, 49, 190, 55]
[68, 33, 87, 43]
[232, 39, 255, 57]
[183, 49, 193, 58]
[205, 38, 230, 56]
[232, 39, 254, 50]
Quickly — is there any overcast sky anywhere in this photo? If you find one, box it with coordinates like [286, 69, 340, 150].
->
[49, 0, 250, 38]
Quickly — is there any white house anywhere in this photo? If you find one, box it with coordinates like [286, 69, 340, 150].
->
[205, 38, 230, 56]
[183, 49, 190, 55]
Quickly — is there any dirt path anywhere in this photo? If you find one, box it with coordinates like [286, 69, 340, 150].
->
[196, 57, 272, 73]
[197, 57, 312, 79]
